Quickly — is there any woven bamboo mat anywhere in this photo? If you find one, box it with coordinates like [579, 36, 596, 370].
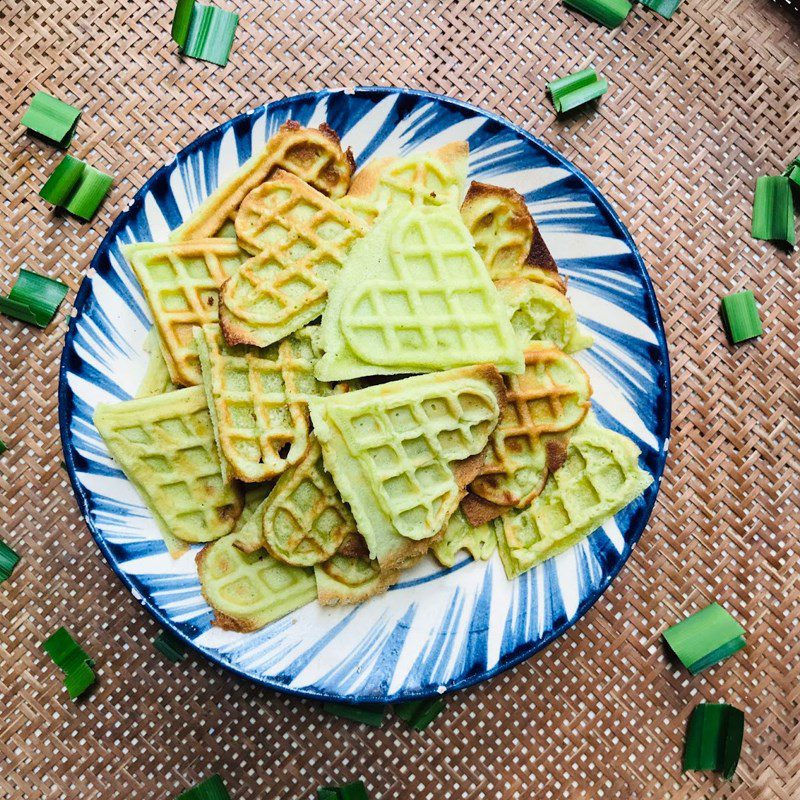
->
[1, 0, 799, 797]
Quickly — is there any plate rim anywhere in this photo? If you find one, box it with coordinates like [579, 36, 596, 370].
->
[58, 85, 672, 703]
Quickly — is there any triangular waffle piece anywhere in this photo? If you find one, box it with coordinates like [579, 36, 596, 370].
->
[315, 203, 525, 381]
[94, 386, 243, 546]
[431, 506, 497, 568]
[197, 495, 316, 632]
[460, 180, 566, 291]
[314, 534, 407, 605]
[171, 121, 355, 241]
[219, 171, 369, 349]
[496, 277, 593, 354]
[195, 323, 330, 483]
[309, 365, 506, 568]
[340, 141, 468, 224]
[135, 326, 178, 398]
[497, 414, 653, 579]
[126, 239, 250, 386]
[250, 437, 359, 567]
[470, 342, 591, 508]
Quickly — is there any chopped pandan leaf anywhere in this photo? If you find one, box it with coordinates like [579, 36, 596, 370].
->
[176, 775, 231, 800]
[663, 602, 746, 674]
[0, 439, 5, 455]
[336, 782, 369, 800]
[172, 0, 238, 66]
[720, 291, 762, 344]
[782, 155, 800, 176]
[64, 166, 113, 221]
[395, 697, 447, 730]
[40, 155, 85, 206]
[563, 0, 632, 27]
[20, 92, 81, 147]
[0, 269, 69, 327]
[43, 627, 96, 701]
[38, 156, 112, 221]
[322, 701, 386, 726]
[547, 67, 608, 113]
[638, 0, 681, 18]
[684, 703, 745, 780]
[64, 661, 96, 699]
[153, 630, 187, 663]
[784, 159, 800, 196]
[172, 0, 195, 45]
[0, 539, 20, 583]
[317, 790, 340, 800]
[751, 175, 795, 246]
[43, 627, 94, 674]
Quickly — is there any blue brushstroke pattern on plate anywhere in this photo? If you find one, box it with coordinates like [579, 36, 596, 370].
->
[59, 87, 671, 703]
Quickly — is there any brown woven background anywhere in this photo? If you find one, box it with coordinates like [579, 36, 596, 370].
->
[1, 0, 798, 797]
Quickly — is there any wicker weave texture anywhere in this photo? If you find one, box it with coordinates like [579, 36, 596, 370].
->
[1, 0, 799, 797]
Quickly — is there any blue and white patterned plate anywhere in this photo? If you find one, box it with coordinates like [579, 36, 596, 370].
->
[59, 87, 670, 703]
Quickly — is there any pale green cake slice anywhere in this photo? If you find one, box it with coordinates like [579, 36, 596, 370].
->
[94, 386, 244, 549]
[309, 364, 506, 568]
[496, 414, 653, 579]
[197, 492, 316, 632]
[315, 202, 525, 381]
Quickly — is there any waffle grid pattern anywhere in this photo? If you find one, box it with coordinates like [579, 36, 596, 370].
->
[198, 534, 316, 630]
[127, 240, 246, 385]
[235, 172, 359, 255]
[341, 210, 516, 365]
[501, 425, 650, 567]
[221, 176, 366, 344]
[174, 124, 354, 240]
[472, 345, 591, 506]
[1, 0, 798, 797]
[94, 388, 241, 543]
[462, 194, 531, 280]
[201, 324, 324, 482]
[329, 383, 498, 539]
[342, 153, 462, 222]
[263, 441, 357, 566]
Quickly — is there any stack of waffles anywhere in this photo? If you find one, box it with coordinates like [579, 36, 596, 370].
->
[94, 121, 651, 632]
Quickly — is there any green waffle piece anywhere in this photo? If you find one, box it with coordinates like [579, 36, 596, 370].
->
[94, 386, 243, 549]
[460, 180, 566, 291]
[219, 170, 368, 349]
[315, 202, 525, 381]
[309, 365, 505, 568]
[314, 535, 405, 605]
[431, 506, 498, 568]
[135, 326, 179, 398]
[197, 494, 316, 632]
[339, 141, 468, 224]
[171, 122, 355, 241]
[496, 277, 593, 353]
[470, 342, 591, 508]
[497, 414, 652, 578]
[125, 239, 250, 386]
[195, 323, 329, 483]
[257, 437, 358, 567]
